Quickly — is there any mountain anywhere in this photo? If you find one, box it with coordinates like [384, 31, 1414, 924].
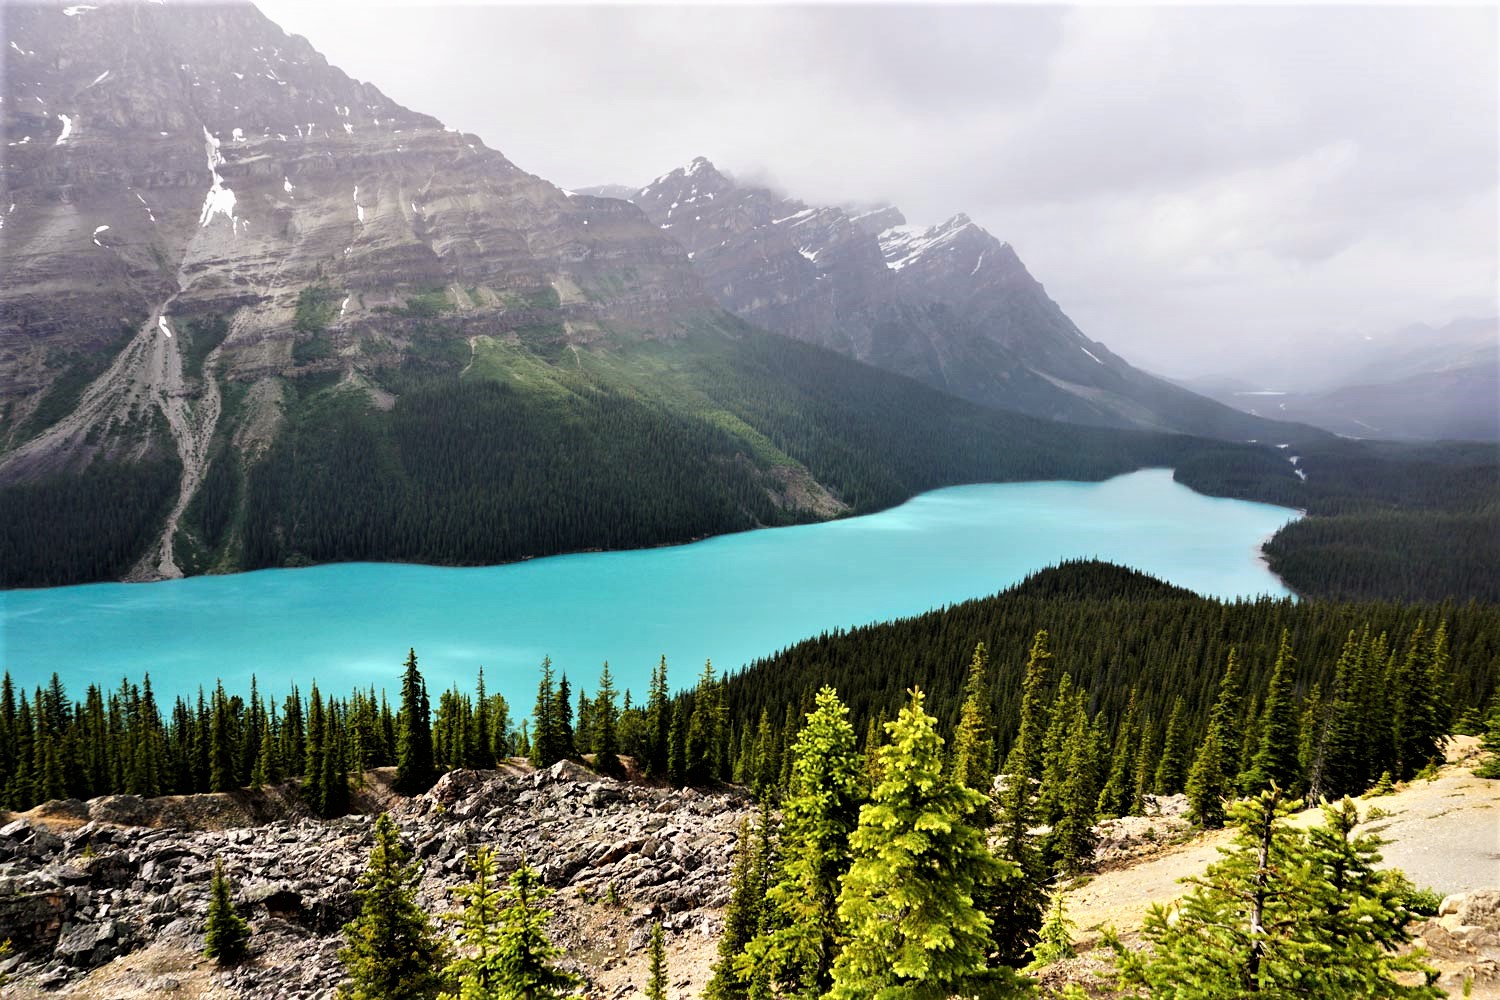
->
[3, 2, 1322, 589]
[581, 157, 1308, 439]
[1176, 317, 1499, 441]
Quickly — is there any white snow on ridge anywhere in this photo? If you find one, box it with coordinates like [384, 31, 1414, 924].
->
[1079, 345, 1104, 365]
[89, 70, 110, 86]
[971, 250, 986, 276]
[54, 114, 74, 145]
[353, 186, 364, 224]
[197, 126, 237, 228]
[231, 127, 244, 142]
[62, 5, 98, 16]
[158, 316, 173, 338]
[772, 208, 817, 226]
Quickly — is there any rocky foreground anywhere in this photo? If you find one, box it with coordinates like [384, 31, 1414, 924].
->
[4, 746, 1498, 998]
[0, 760, 753, 998]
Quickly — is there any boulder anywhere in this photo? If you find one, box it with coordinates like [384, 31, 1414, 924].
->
[1458, 890, 1500, 931]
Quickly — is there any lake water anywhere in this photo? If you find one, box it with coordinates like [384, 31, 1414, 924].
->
[1, 469, 1298, 711]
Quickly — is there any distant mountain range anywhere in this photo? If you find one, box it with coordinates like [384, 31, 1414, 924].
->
[1176, 317, 1498, 441]
[0, 2, 1324, 588]
[580, 159, 1299, 440]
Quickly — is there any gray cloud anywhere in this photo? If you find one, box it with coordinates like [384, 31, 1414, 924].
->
[255, 2, 1497, 378]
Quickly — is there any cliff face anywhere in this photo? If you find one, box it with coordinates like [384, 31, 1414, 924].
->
[601, 158, 1304, 438]
[1, 1, 710, 463]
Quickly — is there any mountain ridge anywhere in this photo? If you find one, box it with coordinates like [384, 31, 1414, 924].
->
[581, 156, 1321, 441]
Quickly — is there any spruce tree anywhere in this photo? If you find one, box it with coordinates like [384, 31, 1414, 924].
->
[950, 642, 996, 793]
[529, 658, 565, 769]
[338, 814, 447, 1000]
[745, 686, 863, 996]
[1097, 688, 1142, 818]
[710, 804, 776, 1000]
[1110, 789, 1442, 999]
[486, 862, 580, 1000]
[209, 682, 237, 793]
[1185, 648, 1243, 828]
[556, 674, 576, 760]
[592, 662, 622, 777]
[1475, 704, 1500, 779]
[1153, 695, 1190, 795]
[686, 660, 722, 784]
[437, 847, 506, 1000]
[303, 683, 326, 813]
[1043, 690, 1101, 876]
[827, 689, 1030, 1000]
[204, 857, 250, 964]
[473, 668, 492, 769]
[1025, 894, 1076, 972]
[1242, 629, 1301, 794]
[646, 656, 671, 779]
[395, 649, 437, 795]
[645, 920, 668, 1000]
[999, 631, 1053, 861]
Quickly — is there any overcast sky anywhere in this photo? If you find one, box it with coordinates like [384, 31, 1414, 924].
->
[254, 2, 1498, 378]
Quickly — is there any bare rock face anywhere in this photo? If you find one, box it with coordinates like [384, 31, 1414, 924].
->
[0, 765, 754, 998]
[596, 157, 1290, 438]
[1, 1, 710, 458]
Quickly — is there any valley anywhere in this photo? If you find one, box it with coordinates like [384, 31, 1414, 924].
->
[1, 5, 1496, 999]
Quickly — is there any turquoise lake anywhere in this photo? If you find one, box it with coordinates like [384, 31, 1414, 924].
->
[1, 469, 1299, 711]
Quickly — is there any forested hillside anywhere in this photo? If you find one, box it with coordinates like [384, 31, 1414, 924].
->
[6, 311, 1492, 603]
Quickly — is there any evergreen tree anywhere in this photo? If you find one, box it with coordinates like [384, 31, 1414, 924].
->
[1025, 894, 1077, 972]
[1153, 696, 1190, 795]
[645, 920, 668, 1000]
[252, 703, 280, 790]
[1109, 789, 1442, 999]
[304, 683, 326, 813]
[745, 686, 864, 996]
[338, 814, 448, 1000]
[1475, 703, 1500, 779]
[1097, 688, 1142, 818]
[395, 649, 437, 795]
[1043, 689, 1101, 876]
[1242, 629, 1301, 794]
[556, 673, 576, 760]
[486, 863, 580, 1000]
[204, 857, 251, 964]
[710, 804, 776, 1000]
[437, 847, 506, 1000]
[999, 631, 1053, 859]
[1185, 648, 1242, 828]
[320, 696, 350, 818]
[592, 662, 623, 777]
[668, 699, 688, 785]
[472, 668, 493, 769]
[686, 660, 723, 785]
[209, 682, 237, 792]
[645, 656, 671, 779]
[950, 642, 996, 793]
[827, 689, 1030, 1000]
[529, 658, 566, 769]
